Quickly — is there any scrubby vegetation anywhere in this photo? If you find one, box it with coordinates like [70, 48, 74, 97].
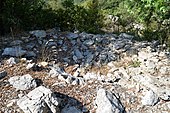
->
[0, 0, 169, 47]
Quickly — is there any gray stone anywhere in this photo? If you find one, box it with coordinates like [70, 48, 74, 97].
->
[83, 39, 94, 46]
[58, 40, 63, 45]
[71, 40, 76, 45]
[10, 40, 23, 46]
[0, 71, 7, 79]
[85, 52, 94, 63]
[2, 47, 27, 57]
[119, 33, 134, 40]
[25, 51, 37, 58]
[74, 49, 84, 59]
[95, 89, 125, 113]
[141, 90, 159, 106]
[25, 42, 36, 50]
[17, 86, 60, 113]
[66, 32, 78, 40]
[8, 74, 37, 90]
[61, 106, 82, 113]
[29, 30, 46, 38]
[114, 42, 125, 50]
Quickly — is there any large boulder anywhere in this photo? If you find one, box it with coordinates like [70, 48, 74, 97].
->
[17, 86, 61, 113]
[95, 88, 125, 113]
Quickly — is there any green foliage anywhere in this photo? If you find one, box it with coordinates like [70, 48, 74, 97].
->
[101, 0, 169, 47]
[129, 59, 141, 68]
[126, 0, 169, 25]
[124, 0, 170, 45]
[0, 0, 57, 33]
[56, 0, 104, 33]
[0, 0, 169, 49]
[0, 0, 104, 35]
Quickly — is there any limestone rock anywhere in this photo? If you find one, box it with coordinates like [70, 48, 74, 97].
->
[141, 90, 159, 106]
[95, 88, 125, 113]
[8, 74, 37, 90]
[6, 57, 17, 66]
[17, 86, 61, 113]
[132, 74, 170, 100]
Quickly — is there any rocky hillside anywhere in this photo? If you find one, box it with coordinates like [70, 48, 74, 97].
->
[0, 29, 170, 113]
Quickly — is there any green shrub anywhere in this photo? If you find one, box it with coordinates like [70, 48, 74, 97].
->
[0, 0, 57, 34]
[56, 0, 104, 33]
[129, 60, 141, 68]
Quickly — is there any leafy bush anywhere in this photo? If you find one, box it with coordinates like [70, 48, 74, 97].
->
[0, 0, 169, 49]
[56, 0, 104, 33]
[0, 0, 57, 34]
[0, 0, 104, 35]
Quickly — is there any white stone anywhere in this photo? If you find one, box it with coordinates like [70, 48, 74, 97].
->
[132, 74, 170, 100]
[95, 88, 125, 113]
[141, 90, 159, 106]
[138, 51, 153, 61]
[8, 74, 37, 90]
[159, 66, 170, 75]
[83, 72, 98, 80]
[7, 99, 17, 107]
[17, 86, 60, 113]
[26, 63, 35, 69]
